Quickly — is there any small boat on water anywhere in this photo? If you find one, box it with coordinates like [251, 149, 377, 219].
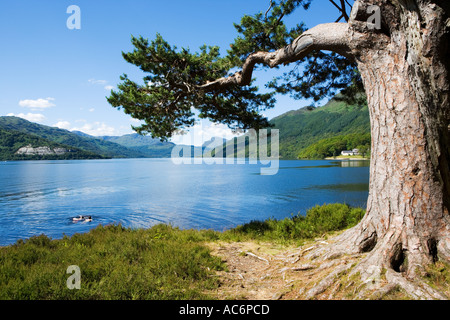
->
[72, 215, 84, 221]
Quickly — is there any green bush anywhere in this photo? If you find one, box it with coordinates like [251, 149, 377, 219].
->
[0, 224, 223, 300]
[224, 203, 365, 242]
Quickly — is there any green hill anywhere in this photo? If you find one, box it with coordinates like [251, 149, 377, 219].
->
[0, 117, 146, 159]
[212, 95, 371, 160]
[0, 128, 105, 160]
[270, 96, 370, 159]
[298, 132, 371, 159]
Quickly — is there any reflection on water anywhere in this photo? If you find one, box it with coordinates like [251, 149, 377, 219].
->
[279, 160, 370, 170]
[0, 159, 369, 246]
[305, 183, 369, 192]
[336, 160, 370, 167]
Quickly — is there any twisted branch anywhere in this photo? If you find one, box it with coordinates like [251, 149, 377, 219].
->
[198, 23, 352, 92]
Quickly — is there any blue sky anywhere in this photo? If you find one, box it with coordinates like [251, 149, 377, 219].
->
[0, 0, 340, 144]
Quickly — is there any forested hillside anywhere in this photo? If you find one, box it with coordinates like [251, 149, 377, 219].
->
[270, 96, 370, 159]
[298, 132, 371, 159]
[0, 117, 146, 159]
[0, 128, 105, 160]
[99, 133, 175, 158]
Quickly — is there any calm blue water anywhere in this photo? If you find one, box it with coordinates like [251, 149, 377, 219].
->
[0, 158, 369, 246]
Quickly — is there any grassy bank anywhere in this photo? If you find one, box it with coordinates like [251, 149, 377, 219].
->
[0, 203, 366, 300]
[221, 203, 365, 244]
[0, 224, 224, 300]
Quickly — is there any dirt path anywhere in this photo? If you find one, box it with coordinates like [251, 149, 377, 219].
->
[207, 238, 365, 300]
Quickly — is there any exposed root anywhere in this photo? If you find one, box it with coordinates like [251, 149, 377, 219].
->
[385, 269, 447, 300]
[437, 234, 450, 264]
[304, 223, 374, 261]
[207, 232, 449, 300]
[300, 221, 450, 300]
[304, 262, 353, 299]
[363, 283, 398, 300]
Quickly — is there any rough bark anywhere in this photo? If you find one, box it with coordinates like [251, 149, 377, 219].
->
[199, 0, 450, 290]
[325, 0, 450, 280]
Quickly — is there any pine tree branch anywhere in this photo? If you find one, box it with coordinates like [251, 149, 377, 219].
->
[329, 0, 350, 22]
[198, 23, 352, 92]
[265, 0, 274, 20]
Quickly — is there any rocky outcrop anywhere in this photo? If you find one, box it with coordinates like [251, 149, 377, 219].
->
[15, 145, 68, 156]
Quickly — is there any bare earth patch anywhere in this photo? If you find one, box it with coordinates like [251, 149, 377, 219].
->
[206, 234, 449, 300]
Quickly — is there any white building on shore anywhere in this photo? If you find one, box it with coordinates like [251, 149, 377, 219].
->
[341, 148, 359, 156]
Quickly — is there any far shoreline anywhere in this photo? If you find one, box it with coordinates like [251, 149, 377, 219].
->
[324, 156, 370, 161]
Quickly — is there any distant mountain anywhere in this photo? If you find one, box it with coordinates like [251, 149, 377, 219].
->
[0, 117, 146, 159]
[98, 134, 227, 158]
[70, 130, 93, 138]
[98, 133, 175, 158]
[270, 96, 370, 159]
[202, 137, 227, 150]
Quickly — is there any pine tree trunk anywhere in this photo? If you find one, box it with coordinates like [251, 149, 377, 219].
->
[328, 0, 450, 277]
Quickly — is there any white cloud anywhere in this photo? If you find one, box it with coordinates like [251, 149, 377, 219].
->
[7, 112, 46, 123]
[71, 122, 117, 136]
[88, 79, 115, 91]
[171, 123, 241, 146]
[53, 121, 72, 130]
[18, 98, 55, 109]
[88, 79, 107, 85]
[52, 119, 118, 136]
[89, 108, 95, 112]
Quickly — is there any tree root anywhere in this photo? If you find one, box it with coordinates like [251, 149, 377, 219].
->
[384, 269, 447, 300]
[305, 262, 353, 299]
[208, 228, 449, 300]
[302, 259, 448, 299]
[301, 233, 449, 300]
